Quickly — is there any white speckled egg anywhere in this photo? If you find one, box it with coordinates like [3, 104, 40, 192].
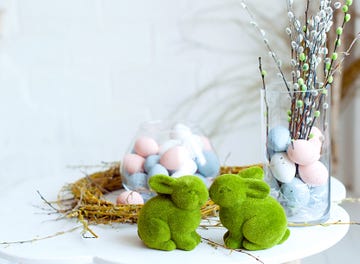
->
[134, 136, 159, 157]
[270, 152, 296, 183]
[160, 146, 190, 171]
[123, 153, 145, 174]
[299, 161, 329, 186]
[287, 139, 320, 165]
[116, 190, 144, 205]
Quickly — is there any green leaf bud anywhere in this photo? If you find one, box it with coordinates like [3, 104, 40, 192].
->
[346, 0, 353, 6]
[335, 39, 341, 47]
[299, 53, 306, 61]
[314, 110, 321, 117]
[328, 75, 334, 84]
[345, 14, 351, 22]
[296, 100, 304, 108]
[336, 27, 343, 35]
[325, 61, 331, 70]
[302, 63, 309, 71]
[342, 5, 349, 13]
[332, 53, 338, 60]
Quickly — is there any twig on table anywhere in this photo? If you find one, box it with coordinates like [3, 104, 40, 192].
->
[201, 236, 264, 263]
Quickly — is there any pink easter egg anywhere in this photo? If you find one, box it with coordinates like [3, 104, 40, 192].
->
[134, 136, 159, 157]
[287, 139, 320, 165]
[116, 190, 144, 205]
[309, 126, 324, 151]
[309, 126, 324, 141]
[299, 161, 329, 186]
[160, 146, 189, 171]
[199, 135, 213, 151]
[123, 153, 145, 174]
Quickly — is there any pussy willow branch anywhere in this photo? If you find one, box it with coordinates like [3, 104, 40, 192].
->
[201, 236, 265, 264]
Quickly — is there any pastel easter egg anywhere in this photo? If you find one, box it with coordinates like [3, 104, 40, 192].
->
[170, 123, 192, 140]
[308, 185, 329, 209]
[160, 146, 189, 171]
[199, 135, 213, 151]
[134, 136, 159, 157]
[144, 154, 160, 173]
[126, 172, 148, 190]
[148, 163, 169, 177]
[270, 152, 296, 183]
[123, 153, 145, 174]
[287, 139, 320, 165]
[183, 135, 205, 162]
[299, 161, 329, 186]
[196, 151, 220, 178]
[309, 126, 324, 141]
[158, 139, 182, 156]
[280, 177, 310, 208]
[180, 159, 198, 174]
[268, 126, 291, 152]
[116, 190, 144, 205]
[308, 126, 324, 152]
[171, 170, 188, 178]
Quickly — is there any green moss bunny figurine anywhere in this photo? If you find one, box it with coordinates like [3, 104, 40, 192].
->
[209, 166, 290, 250]
[137, 174, 209, 251]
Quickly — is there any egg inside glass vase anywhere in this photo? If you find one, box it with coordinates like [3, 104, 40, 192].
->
[120, 120, 221, 201]
[261, 86, 331, 224]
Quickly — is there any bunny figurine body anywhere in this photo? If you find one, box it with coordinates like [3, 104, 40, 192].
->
[209, 166, 290, 250]
[137, 174, 209, 251]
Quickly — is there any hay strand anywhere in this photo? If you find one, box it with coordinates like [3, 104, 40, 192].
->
[57, 163, 259, 225]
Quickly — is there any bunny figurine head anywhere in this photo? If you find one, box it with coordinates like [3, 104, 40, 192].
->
[209, 166, 290, 250]
[149, 174, 209, 210]
[137, 174, 209, 251]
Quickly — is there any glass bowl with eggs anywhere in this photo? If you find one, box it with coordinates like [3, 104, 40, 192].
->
[120, 120, 221, 202]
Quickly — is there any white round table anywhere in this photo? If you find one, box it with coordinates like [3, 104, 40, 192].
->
[0, 174, 349, 264]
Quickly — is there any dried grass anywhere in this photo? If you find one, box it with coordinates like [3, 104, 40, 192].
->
[57, 163, 259, 225]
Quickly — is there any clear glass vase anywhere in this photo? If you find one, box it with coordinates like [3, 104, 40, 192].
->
[261, 86, 331, 224]
[120, 120, 220, 201]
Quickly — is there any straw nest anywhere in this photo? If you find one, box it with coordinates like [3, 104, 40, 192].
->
[57, 163, 259, 225]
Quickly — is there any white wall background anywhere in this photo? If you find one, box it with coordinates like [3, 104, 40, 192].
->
[0, 0, 359, 194]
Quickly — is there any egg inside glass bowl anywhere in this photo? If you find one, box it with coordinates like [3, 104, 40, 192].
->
[120, 120, 221, 201]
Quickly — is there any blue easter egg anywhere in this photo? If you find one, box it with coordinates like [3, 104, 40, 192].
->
[196, 151, 220, 178]
[280, 177, 310, 208]
[268, 126, 291, 152]
[125, 172, 148, 190]
[144, 154, 161, 173]
[148, 164, 169, 177]
[308, 185, 329, 207]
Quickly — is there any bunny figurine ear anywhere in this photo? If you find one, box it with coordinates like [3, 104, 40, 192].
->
[149, 174, 176, 194]
[244, 179, 270, 199]
[238, 166, 264, 180]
